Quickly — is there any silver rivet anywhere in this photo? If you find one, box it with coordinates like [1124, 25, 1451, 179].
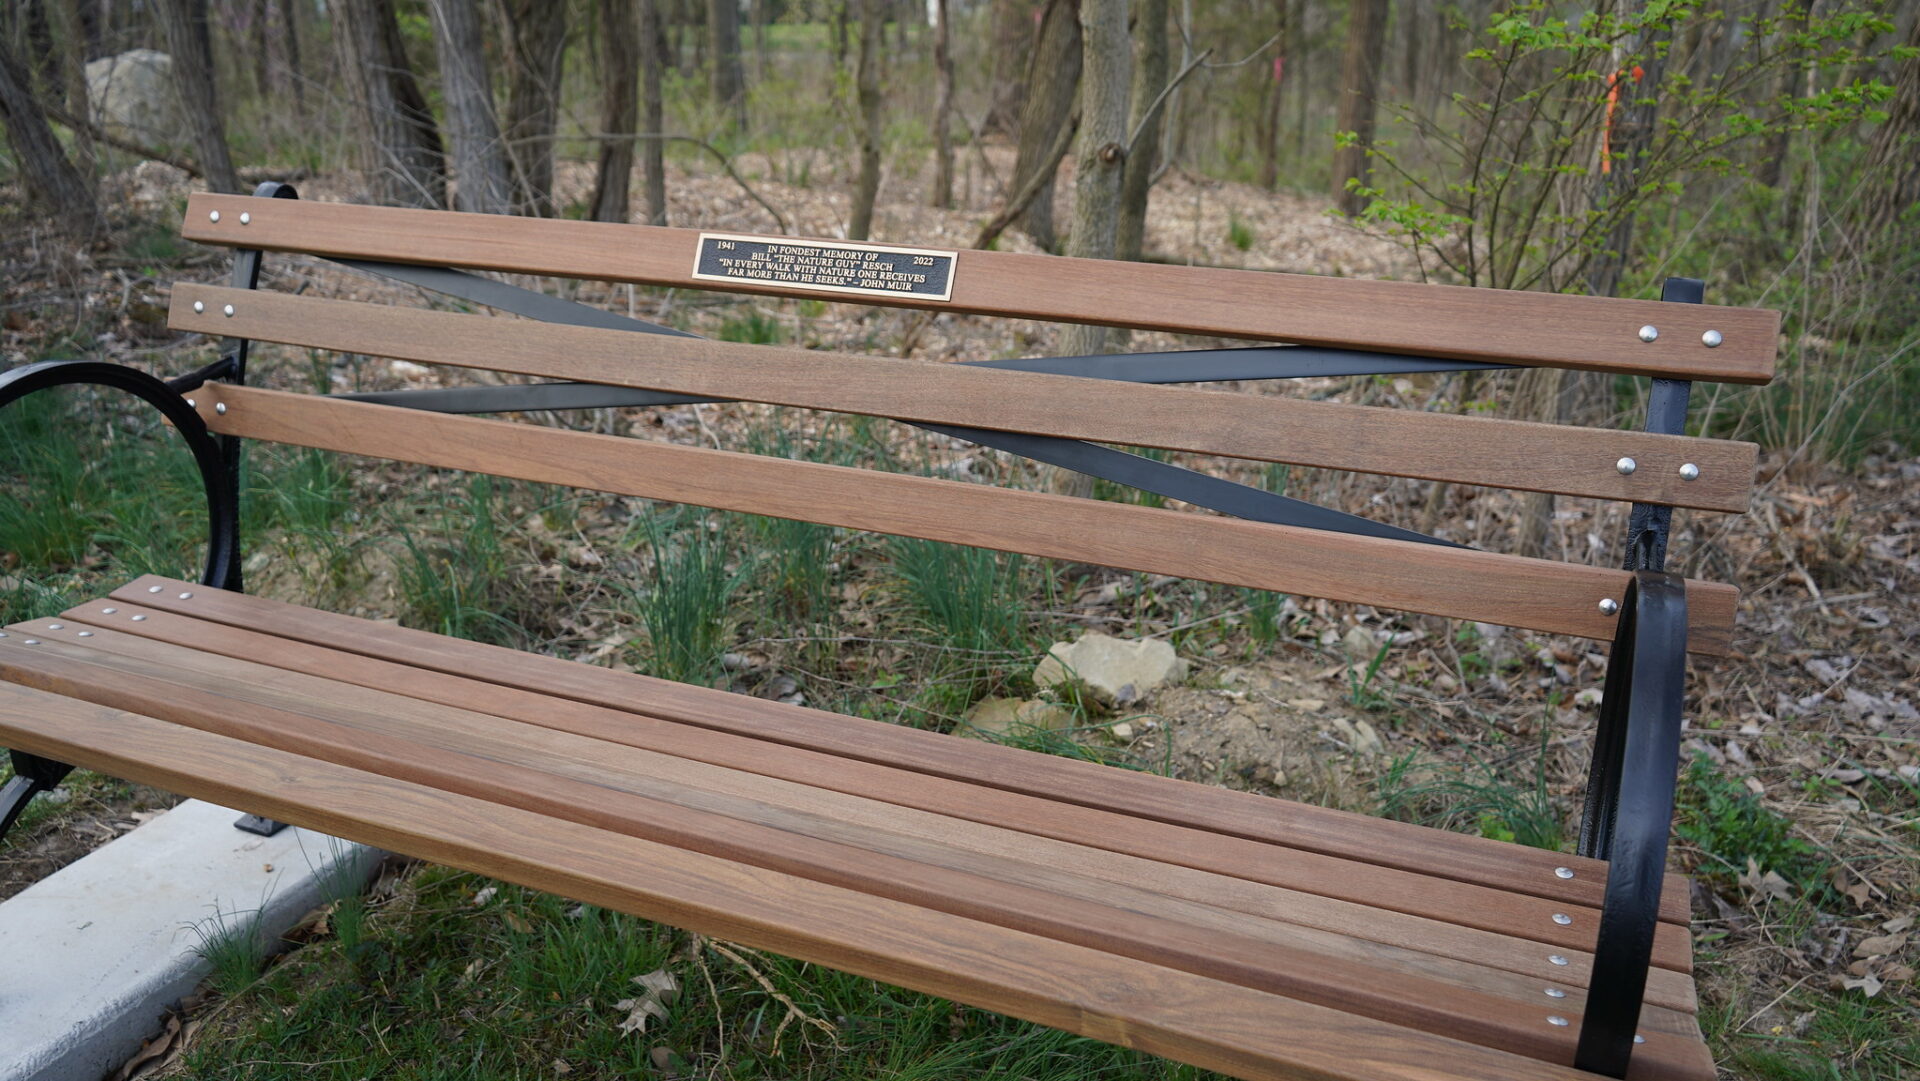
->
[239, 212, 251, 225]
[1678, 462, 1700, 481]
[209, 210, 221, 223]
[77, 631, 93, 637]
[185, 398, 196, 408]
[147, 586, 163, 593]
[1702, 329, 1722, 348]
[1615, 456, 1637, 475]
[47, 623, 63, 630]
[222, 304, 235, 318]
[23, 639, 39, 646]
[1549, 954, 1570, 966]
[131, 615, 147, 622]
[178, 592, 193, 600]
[1599, 598, 1620, 616]
[1634, 1035, 1645, 1044]
[101, 607, 117, 614]
[0, 632, 7, 637]
[1548, 1015, 1569, 1027]
[1637, 325, 1658, 343]
[215, 402, 227, 415]
[1555, 867, 1575, 879]
[193, 300, 205, 314]
[1545, 988, 1567, 999]
[1553, 913, 1572, 925]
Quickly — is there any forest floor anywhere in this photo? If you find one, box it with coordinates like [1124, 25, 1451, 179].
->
[1, 148, 1915, 1080]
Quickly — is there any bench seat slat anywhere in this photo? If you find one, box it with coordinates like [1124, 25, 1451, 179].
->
[103, 575, 1692, 921]
[178, 192, 1778, 385]
[1, 619, 1691, 984]
[187, 386, 1740, 654]
[169, 284, 1757, 513]
[24, 609, 1697, 1001]
[1, 623, 1708, 1049]
[0, 681, 1716, 1081]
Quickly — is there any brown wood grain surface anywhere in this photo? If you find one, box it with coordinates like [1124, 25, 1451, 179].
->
[103, 576, 1694, 922]
[0, 632, 1676, 1060]
[0, 681, 1716, 1081]
[178, 192, 1776, 384]
[0, 622, 1688, 977]
[188, 386, 1740, 653]
[169, 284, 1756, 512]
[29, 609, 1699, 1003]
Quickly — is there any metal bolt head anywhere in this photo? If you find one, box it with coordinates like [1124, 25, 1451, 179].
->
[222, 304, 235, 317]
[77, 630, 93, 637]
[1679, 462, 1700, 481]
[1548, 1015, 1570, 1027]
[47, 623, 62, 630]
[1599, 597, 1621, 616]
[1615, 456, 1638, 475]
[0, 632, 7, 638]
[1549, 954, 1570, 966]
[185, 398, 196, 408]
[209, 210, 221, 223]
[1637, 325, 1658, 343]
[1555, 867, 1575, 880]
[178, 592, 194, 600]
[215, 402, 227, 415]
[1545, 988, 1567, 999]
[1553, 913, 1573, 926]
[1702, 329, 1723, 348]
[101, 607, 116, 614]
[193, 300, 205, 314]
[147, 585, 163, 593]
[131, 614, 147, 622]
[23, 639, 39, 646]
[239, 212, 251, 225]
[1634, 1036, 1646, 1045]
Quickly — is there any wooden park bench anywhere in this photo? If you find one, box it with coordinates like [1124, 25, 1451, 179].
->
[0, 184, 1776, 1080]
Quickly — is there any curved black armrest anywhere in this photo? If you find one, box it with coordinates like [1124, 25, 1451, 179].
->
[1574, 570, 1688, 1077]
[0, 359, 239, 590]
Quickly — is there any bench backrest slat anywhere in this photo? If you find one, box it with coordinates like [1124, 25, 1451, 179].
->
[192, 384, 1738, 654]
[172, 285, 1754, 512]
[180, 193, 1778, 384]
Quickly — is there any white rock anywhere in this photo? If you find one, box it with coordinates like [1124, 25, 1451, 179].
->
[86, 50, 186, 148]
[1033, 631, 1188, 707]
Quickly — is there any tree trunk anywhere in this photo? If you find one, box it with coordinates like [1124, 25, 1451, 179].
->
[498, 0, 567, 215]
[336, 0, 445, 207]
[50, 0, 91, 175]
[848, 0, 883, 240]
[1116, 0, 1167, 261]
[707, 0, 746, 131]
[1005, 0, 1081, 251]
[984, 0, 1039, 135]
[272, 0, 306, 118]
[1257, 0, 1288, 189]
[154, 0, 239, 192]
[1331, 0, 1387, 215]
[639, 0, 668, 224]
[832, 0, 848, 66]
[590, 0, 639, 222]
[1852, 10, 1919, 243]
[430, 0, 514, 214]
[247, 0, 271, 97]
[928, 0, 954, 208]
[0, 33, 101, 234]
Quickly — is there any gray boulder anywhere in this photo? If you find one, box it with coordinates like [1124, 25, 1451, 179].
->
[86, 50, 186, 148]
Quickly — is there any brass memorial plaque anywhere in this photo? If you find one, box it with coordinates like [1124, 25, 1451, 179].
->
[691, 233, 956, 302]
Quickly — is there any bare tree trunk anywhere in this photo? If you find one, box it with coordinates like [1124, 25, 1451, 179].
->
[498, 0, 566, 215]
[1257, 0, 1288, 188]
[336, 0, 445, 207]
[639, 0, 668, 224]
[1853, 10, 1919, 242]
[707, 0, 746, 131]
[832, 0, 848, 66]
[0, 34, 101, 234]
[847, 0, 883, 240]
[272, 0, 306, 119]
[984, 0, 1039, 135]
[1331, 0, 1387, 215]
[928, 0, 954, 208]
[155, 0, 239, 192]
[1005, 0, 1081, 251]
[430, 0, 514, 214]
[590, 0, 639, 222]
[1116, 0, 1167, 261]
[247, 0, 271, 96]
[50, 0, 91, 176]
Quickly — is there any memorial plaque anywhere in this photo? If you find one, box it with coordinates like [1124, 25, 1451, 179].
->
[692, 233, 956, 302]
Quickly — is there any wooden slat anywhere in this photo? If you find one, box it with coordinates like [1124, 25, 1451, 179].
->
[81, 584, 1696, 928]
[168, 285, 1756, 513]
[179, 192, 1777, 384]
[189, 386, 1740, 653]
[0, 623, 1684, 973]
[0, 624, 1700, 1047]
[0, 682, 1716, 1081]
[34, 608, 1701, 998]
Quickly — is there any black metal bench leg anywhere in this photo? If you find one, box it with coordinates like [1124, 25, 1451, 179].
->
[0, 750, 75, 842]
[1574, 571, 1687, 1077]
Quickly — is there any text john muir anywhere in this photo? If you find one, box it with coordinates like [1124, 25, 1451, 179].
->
[691, 234, 956, 302]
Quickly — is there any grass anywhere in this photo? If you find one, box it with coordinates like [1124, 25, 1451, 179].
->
[625, 508, 748, 687]
[1374, 726, 1569, 851]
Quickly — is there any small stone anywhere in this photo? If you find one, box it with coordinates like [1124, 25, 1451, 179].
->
[1341, 626, 1378, 660]
[1331, 717, 1385, 757]
[1109, 722, 1135, 742]
[1033, 632, 1187, 708]
[961, 698, 1073, 739]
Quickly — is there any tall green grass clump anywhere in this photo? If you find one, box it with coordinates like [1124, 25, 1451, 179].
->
[888, 537, 1029, 658]
[627, 509, 747, 686]
[395, 475, 524, 644]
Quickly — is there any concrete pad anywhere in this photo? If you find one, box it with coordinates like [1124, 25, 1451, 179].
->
[0, 800, 380, 1081]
